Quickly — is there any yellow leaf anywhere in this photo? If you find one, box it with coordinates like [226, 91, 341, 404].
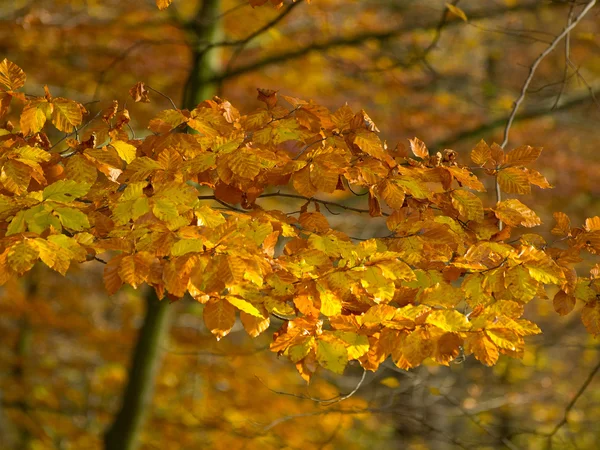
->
[316, 339, 348, 374]
[451, 189, 484, 222]
[111, 140, 137, 164]
[354, 129, 390, 162]
[317, 284, 342, 317]
[118, 252, 152, 288]
[43, 180, 90, 202]
[1, 160, 31, 194]
[34, 238, 71, 275]
[203, 298, 236, 340]
[65, 155, 98, 184]
[471, 139, 491, 165]
[240, 311, 270, 337]
[227, 149, 261, 179]
[379, 377, 400, 388]
[7, 241, 39, 274]
[310, 161, 339, 193]
[392, 329, 432, 369]
[465, 332, 498, 366]
[497, 167, 530, 194]
[20, 101, 49, 135]
[426, 310, 471, 332]
[446, 3, 467, 21]
[486, 329, 519, 351]
[332, 331, 369, 359]
[226, 295, 263, 317]
[0, 59, 26, 91]
[51, 98, 82, 132]
[495, 199, 541, 228]
[585, 216, 600, 232]
[379, 179, 405, 210]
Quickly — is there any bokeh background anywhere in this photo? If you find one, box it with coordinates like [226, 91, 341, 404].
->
[1, 0, 600, 448]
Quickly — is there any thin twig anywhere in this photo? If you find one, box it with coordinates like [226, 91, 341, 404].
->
[443, 394, 521, 450]
[500, 0, 597, 149]
[546, 358, 600, 442]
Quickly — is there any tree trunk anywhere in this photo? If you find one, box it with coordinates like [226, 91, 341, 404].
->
[103, 290, 173, 450]
[182, 0, 223, 109]
[103, 1, 222, 448]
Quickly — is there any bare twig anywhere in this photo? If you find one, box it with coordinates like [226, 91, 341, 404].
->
[443, 394, 521, 450]
[500, 0, 597, 149]
[546, 358, 600, 443]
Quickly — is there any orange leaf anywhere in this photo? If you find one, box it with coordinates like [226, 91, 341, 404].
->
[505, 145, 542, 166]
[551, 212, 571, 236]
[241, 311, 270, 337]
[409, 137, 428, 159]
[156, 0, 173, 9]
[465, 332, 498, 366]
[104, 255, 124, 295]
[129, 82, 150, 103]
[582, 301, 600, 336]
[553, 290, 576, 316]
[470, 140, 491, 166]
[119, 252, 153, 289]
[203, 298, 236, 340]
[497, 167, 530, 194]
[299, 211, 330, 233]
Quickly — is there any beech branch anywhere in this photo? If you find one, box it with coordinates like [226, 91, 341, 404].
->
[209, 0, 558, 84]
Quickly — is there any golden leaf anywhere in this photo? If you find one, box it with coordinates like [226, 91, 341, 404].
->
[148, 109, 188, 134]
[446, 3, 467, 21]
[551, 212, 571, 236]
[497, 167, 530, 194]
[505, 145, 542, 166]
[118, 252, 153, 288]
[0, 59, 26, 91]
[203, 298, 236, 340]
[316, 339, 348, 374]
[51, 98, 83, 132]
[156, 0, 173, 10]
[464, 332, 498, 366]
[226, 295, 263, 318]
[7, 241, 39, 274]
[451, 189, 484, 222]
[111, 140, 137, 164]
[20, 101, 49, 135]
[379, 179, 405, 210]
[471, 139, 491, 165]
[585, 216, 600, 232]
[298, 211, 329, 233]
[495, 199, 541, 228]
[241, 311, 270, 338]
[65, 155, 98, 184]
[426, 309, 471, 332]
[104, 255, 124, 295]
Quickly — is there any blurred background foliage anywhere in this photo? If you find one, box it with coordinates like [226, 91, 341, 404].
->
[1, 0, 600, 448]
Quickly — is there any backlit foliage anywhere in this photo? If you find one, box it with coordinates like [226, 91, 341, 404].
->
[1, 60, 600, 382]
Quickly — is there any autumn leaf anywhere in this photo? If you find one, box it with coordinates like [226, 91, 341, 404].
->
[409, 137, 428, 159]
[0, 59, 26, 91]
[497, 167, 530, 194]
[451, 189, 484, 222]
[446, 3, 468, 21]
[316, 339, 348, 374]
[471, 140, 491, 166]
[553, 290, 576, 316]
[129, 82, 150, 103]
[51, 98, 83, 132]
[156, 0, 173, 10]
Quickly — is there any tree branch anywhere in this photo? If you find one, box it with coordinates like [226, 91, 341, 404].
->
[209, 0, 558, 84]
